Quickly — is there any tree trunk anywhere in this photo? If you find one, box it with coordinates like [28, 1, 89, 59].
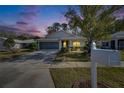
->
[87, 39, 92, 56]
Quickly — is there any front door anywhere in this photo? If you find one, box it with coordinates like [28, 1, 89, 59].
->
[62, 40, 69, 48]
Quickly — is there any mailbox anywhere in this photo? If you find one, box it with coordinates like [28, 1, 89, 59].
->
[91, 42, 121, 66]
[91, 42, 121, 88]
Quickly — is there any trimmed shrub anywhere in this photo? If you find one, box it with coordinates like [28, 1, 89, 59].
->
[28, 42, 37, 51]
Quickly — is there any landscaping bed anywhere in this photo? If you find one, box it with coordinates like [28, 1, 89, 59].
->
[72, 80, 110, 88]
[50, 67, 124, 88]
[53, 52, 90, 63]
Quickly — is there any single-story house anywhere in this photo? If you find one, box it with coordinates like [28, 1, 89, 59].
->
[37, 31, 85, 51]
[100, 31, 124, 50]
[0, 37, 6, 51]
[14, 39, 36, 49]
[0, 37, 36, 51]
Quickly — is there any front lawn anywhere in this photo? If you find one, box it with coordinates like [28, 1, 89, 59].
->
[50, 67, 124, 88]
[54, 52, 90, 63]
[0, 49, 31, 62]
[120, 50, 124, 61]
[53, 50, 124, 63]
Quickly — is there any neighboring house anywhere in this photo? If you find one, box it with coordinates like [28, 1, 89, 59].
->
[100, 31, 124, 50]
[0, 37, 6, 51]
[0, 37, 36, 51]
[14, 39, 36, 49]
[38, 31, 85, 51]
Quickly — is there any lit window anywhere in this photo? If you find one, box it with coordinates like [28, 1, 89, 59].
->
[63, 41, 67, 48]
[73, 41, 80, 47]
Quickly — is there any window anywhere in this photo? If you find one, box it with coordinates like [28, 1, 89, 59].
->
[63, 41, 67, 48]
[73, 41, 80, 47]
[118, 39, 124, 50]
[102, 42, 109, 46]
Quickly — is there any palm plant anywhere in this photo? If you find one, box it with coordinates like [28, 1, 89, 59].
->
[65, 5, 123, 54]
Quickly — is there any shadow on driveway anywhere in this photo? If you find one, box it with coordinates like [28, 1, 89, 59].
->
[6, 50, 58, 64]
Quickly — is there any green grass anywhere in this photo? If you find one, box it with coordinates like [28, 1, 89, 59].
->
[120, 50, 124, 61]
[54, 52, 90, 63]
[53, 50, 124, 63]
[50, 67, 124, 88]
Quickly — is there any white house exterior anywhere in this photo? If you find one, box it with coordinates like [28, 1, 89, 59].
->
[38, 31, 85, 51]
[14, 39, 36, 49]
[100, 31, 124, 50]
[0, 37, 36, 51]
[0, 37, 6, 51]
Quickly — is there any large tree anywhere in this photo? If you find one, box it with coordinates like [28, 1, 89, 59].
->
[65, 5, 123, 53]
[61, 23, 68, 32]
[46, 26, 55, 35]
[52, 22, 61, 32]
[46, 22, 61, 35]
[47, 22, 69, 35]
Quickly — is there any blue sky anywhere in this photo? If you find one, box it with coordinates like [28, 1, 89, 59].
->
[0, 5, 68, 23]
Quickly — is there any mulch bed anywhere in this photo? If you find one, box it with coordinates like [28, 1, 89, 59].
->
[72, 79, 111, 88]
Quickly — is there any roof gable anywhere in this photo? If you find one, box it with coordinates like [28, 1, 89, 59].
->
[46, 31, 81, 40]
[112, 31, 124, 39]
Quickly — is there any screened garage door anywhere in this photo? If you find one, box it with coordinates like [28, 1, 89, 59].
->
[39, 42, 59, 49]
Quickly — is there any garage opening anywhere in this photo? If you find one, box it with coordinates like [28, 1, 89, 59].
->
[39, 42, 59, 49]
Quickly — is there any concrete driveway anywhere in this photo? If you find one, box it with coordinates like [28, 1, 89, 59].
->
[0, 50, 58, 88]
[7, 49, 59, 63]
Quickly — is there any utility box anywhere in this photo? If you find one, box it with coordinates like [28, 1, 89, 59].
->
[91, 44, 121, 66]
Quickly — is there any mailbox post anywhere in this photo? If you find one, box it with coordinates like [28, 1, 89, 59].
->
[91, 42, 97, 88]
[91, 42, 120, 88]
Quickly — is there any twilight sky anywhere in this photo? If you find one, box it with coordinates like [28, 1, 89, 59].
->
[0, 5, 71, 37]
[0, 5, 123, 37]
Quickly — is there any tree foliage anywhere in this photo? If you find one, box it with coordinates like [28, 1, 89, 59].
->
[115, 17, 124, 31]
[28, 42, 37, 51]
[61, 23, 68, 32]
[53, 22, 61, 32]
[46, 22, 68, 35]
[3, 37, 15, 51]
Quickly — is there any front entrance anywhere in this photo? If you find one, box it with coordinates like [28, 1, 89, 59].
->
[61, 40, 69, 48]
[72, 41, 81, 51]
